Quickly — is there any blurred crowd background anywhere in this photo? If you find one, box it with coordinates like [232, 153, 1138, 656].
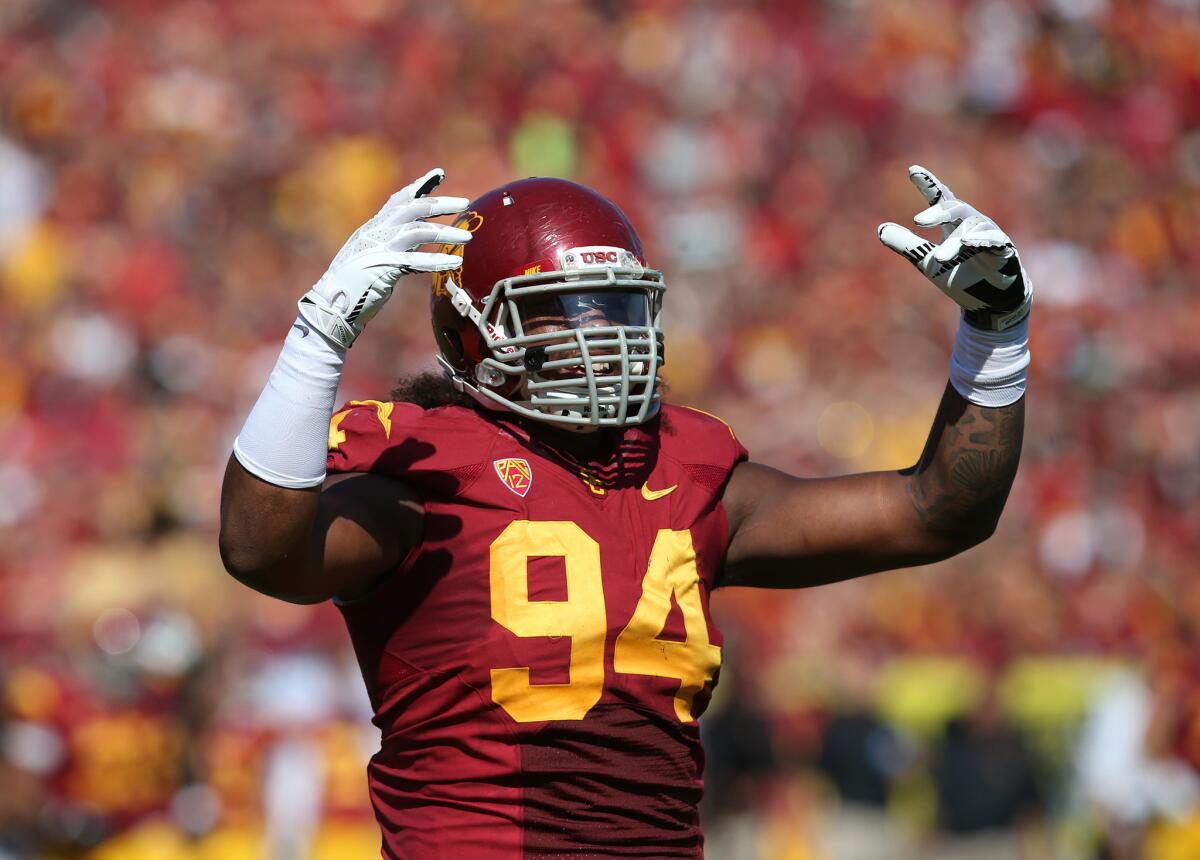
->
[1, 0, 1199, 857]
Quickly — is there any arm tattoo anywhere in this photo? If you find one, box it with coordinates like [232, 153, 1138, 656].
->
[903, 385, 1024, 537]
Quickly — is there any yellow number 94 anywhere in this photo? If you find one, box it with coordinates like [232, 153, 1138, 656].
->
[489, 521, 721, 724]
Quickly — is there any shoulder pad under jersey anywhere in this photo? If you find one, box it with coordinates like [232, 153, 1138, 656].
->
[327, 401, 499, 490]
[656, 403, 749, 492]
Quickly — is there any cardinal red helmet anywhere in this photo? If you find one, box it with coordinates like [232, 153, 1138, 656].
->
[430, 178, 665, 429]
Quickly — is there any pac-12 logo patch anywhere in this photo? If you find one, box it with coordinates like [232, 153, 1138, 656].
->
[493, 458, 533, 497]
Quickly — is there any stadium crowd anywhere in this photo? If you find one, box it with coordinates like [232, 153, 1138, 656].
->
[1, 0, 1199, 857]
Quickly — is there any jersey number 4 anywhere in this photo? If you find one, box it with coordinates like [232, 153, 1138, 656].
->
[489, 521, 721, 724]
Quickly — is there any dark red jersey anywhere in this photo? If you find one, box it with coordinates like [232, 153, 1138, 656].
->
[327, 401, 747, 859]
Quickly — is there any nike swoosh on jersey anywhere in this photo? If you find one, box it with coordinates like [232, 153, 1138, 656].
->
[641, 482, 677, 501]
[292, 323, 311, 337]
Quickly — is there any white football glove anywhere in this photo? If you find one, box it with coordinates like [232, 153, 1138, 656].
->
[298, 168, 472, 349]
[878, 165, 1032, 331]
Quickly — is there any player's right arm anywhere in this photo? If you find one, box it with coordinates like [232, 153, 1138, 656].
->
[220, 463, 425, 605]
[218, 169, 471, 604]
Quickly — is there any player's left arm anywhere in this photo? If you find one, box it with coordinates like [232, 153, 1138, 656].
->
[721, 166, 1032, 588]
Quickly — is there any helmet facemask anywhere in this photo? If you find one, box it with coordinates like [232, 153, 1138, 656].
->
[441, 263, 665, 430]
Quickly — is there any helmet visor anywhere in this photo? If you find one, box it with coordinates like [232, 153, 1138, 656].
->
[517, 290, 650, 335]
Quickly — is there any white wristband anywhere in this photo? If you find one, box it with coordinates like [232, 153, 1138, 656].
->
[233, 319, 345, 488]
[948, 315, 1030, 408]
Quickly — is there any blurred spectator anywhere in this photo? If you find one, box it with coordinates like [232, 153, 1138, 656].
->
[1076, 642, 1200, 860]
[927, 683, 1045, 859]
[808, 648, 914, 860]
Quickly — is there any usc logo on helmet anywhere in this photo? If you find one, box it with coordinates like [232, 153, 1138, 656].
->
[432, 210, 485, 297]
[581, 251, 618, 264]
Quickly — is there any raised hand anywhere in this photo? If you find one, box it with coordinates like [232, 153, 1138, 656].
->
[878, 166, 1032, 331]
[299, 168, 473, 349]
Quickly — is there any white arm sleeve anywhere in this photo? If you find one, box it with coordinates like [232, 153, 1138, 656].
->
[948, 315, 1030, 408]
[233, 320, 345, 488]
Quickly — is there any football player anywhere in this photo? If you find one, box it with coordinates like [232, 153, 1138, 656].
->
[220, 166, 1031, 858]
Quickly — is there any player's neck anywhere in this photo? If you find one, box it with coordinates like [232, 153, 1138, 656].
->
[498, 414, 623, 465]
[537, 425, 621, 463]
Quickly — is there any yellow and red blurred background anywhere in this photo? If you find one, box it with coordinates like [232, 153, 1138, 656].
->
[1, 1, 1199, 858]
